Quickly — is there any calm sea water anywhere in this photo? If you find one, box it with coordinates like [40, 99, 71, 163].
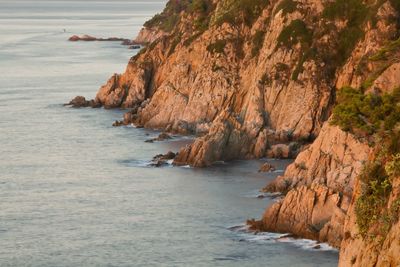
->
[0, 1, 338, 266]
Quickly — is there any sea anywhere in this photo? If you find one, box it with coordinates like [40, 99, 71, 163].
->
[0, 1, 339, 266]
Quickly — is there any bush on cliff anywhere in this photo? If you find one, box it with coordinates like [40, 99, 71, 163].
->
[324, 0, 367, 66]
[275, 0, 298, 15]
[332, 86, 400, 239]
[355, 141, 400, 239]
[331, 87, 400, 135]
[144, 0, 214, 32]
[214, 0, 270, 27]
[251, 30, 266, 57]
[207, 39, 227, 54]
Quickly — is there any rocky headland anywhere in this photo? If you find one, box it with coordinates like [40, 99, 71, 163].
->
[70, 0, 400, 265]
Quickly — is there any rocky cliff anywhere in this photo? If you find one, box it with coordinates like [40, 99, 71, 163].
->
[75, 0, 400, 265]
[256, 0, 400, 260]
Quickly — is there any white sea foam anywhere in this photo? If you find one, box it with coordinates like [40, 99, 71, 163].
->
[243, 190, 282, 199]
[229, 224, 338, 252]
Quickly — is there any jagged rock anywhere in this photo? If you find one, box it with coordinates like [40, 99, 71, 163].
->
[69, 34, 134, 44]
[145, 132, 172, 143]
[372, 63, 400, 92]
[267, 144, 290, 159]
[150, 151, 176, 167]
[112, 120, 124, 127]
[265, 124, 371, 195]
[260, 123, 371, 247]
[260, 184, 346, 248]
[65, 96, 89, 107]
[69, 35, 95, 41]
[134, 27, 166, 44]
[173, 110, 248, 167]
[258, 162, 276, 173]
[129, 45, 141, 50]
[65, 96, 102, 108]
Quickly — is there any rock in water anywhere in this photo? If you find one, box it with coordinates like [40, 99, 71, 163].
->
[145, 133, 172, 143]
[258, 162, 276, 173]
[149, 151, 176, 167]
[65, 96, 101, 108]
[65, 96, 89, 108]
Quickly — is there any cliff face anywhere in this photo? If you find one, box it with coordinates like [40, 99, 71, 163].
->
[94, 0, 347, 166]
[94, 0, 399, 169]
[83, 0, 400, 264]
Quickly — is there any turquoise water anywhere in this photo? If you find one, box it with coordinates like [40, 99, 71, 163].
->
[0, 1, 339, 266]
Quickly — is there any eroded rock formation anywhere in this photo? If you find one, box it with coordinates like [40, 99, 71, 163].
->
[259, 124, 371, 248]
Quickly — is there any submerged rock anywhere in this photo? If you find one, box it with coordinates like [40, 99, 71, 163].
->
[145, 133, 172, 143]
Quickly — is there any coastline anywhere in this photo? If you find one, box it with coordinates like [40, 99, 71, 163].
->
[65, 0, 400, 266]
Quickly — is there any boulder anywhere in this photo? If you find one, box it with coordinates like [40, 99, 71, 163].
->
[258, 162, 276, 172]
[145, 132, 172, 143]
[149, 151, 177, 167]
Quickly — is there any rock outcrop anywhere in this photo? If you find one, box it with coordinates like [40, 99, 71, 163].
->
[69, 34, 140, 44]
[64, 96, 101, 108]
[259, 162, 276, 172]
[259, 124, 371, 248]
[134, 27, 167, 44]
[150, 151, 177, 167]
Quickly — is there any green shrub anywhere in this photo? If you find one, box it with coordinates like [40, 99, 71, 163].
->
[276, 20, 313, 80]
[323, 0, 368, 66]
[355, 159, 398, 238]
[215, 0, 270, 27]
[251, 30, 266, 57]
[183, 32, 203, 47]
[144, 0, 214, 32]
[144, 1, 183, 32]
[207, 39, 227, 54]
[212, 63, 224, 72]
[390, 0, 400, 13]
[369, 37, 400, 61]
[385, 154, 400, 177]
[295, 162, 307, 170]
[168, 35, 182, 56]
[275, 0, 298, 15]
[259, 73, 271, 85]
[277, 19, 312, 49]
[332, 87, 400, 239]
[331, 87, 400, 135]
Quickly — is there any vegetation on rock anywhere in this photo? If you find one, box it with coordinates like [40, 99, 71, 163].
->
[275, 0, 298, 15]
[332, 87, 400, 239]
[144, 0, 214, 32]
[207, 39, 227, 54]
[331, 87, 400, 135]
[251, 30, 266, 58]
[214, 0, 270, 27]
